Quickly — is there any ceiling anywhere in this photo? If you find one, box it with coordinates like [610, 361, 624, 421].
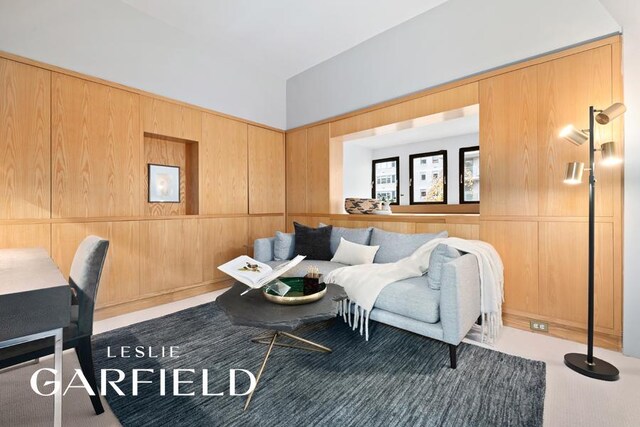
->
[348, 112, 479, 150]
[121, 0, 449, 79]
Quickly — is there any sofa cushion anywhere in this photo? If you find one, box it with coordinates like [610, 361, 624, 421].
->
[319, 223, 373, 255]
[370, 229, 448, 263]
[331, 237, 379, 265]
[374, 276, 440, 324]
[294, 222, 333, 261]
[266, 260, 346, 278]
[427, 244, 461, 290]
[274, 231, 295, 261]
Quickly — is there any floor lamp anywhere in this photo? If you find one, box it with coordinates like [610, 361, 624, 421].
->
[559, 102, 626, 381]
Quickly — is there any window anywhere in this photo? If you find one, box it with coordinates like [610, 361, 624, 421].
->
[409, 150, 447, 204]
[371, 157, 399, 204]
[459, 146, 480, 203]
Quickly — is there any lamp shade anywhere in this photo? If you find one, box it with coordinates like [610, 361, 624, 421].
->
[600, 141, 622, 166]
[595, 103, 626, 125]
[564, 162, 584, 184]
[560, 125, 589, 145]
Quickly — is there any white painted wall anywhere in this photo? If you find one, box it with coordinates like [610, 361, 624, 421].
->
[343, 144, 373, 200]
[286, 0, 620, 128]
[343, 133, 479, 205]
[0, 0, 286, 129]
[599, 0, 640, 357]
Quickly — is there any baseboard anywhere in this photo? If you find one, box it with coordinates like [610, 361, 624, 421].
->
[94, 279, 233, 320]
[503, 313, 622, 351]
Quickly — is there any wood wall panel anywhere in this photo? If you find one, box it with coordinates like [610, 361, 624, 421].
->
[330, 82, 478, 138]
[538, 46, 614, 217]
[539, 221, 615, 329]
[201, 217, 248, 281]
[51, 221, 140, 308]
[285, 128, 308, 213]
[479, 67, 538, 216]
[415, 222, 480, 240]
[248, 126, 285, 214]
[143, 135, 188, 216]
[307, 124, 331, 213]
[248, 216, 285, 256]
[480, 221, 539, 315]
[0, 224, 50, 251]
[51, 73, 141, 218]
[0, 59, 50, 219]
[141, 97, 201, 142]
[201, 114, 248, 214]
[139, 219, 202, 295]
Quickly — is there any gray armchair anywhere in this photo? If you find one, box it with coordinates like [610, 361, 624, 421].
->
[0, 236, 109, 415]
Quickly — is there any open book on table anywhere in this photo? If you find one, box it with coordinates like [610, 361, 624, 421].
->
[217, 254, 306, 290]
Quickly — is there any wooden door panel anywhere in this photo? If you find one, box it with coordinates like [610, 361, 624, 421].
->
[52, 73, 141, 217]
[0, 59, 51, 219]
[201, 114, 248, 214]
[479, 67, 538, 216]
[248, 126, 285, 214]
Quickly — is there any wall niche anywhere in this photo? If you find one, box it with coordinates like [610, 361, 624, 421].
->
[143, 132, 199, 216]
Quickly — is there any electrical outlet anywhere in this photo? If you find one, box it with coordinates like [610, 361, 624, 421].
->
[529, 320, 549, 332]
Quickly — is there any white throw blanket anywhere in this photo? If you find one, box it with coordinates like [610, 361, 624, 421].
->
[325, 237, 504, 344]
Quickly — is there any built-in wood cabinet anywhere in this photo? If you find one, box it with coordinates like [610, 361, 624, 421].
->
[201, 114, 248, 214]
[201, 217, 249, 281]
[52, 73, 141, 218]
[52, 221, 141, 307]
[139, 219, 203, 295]
[479, 67, 539, 217]
[0, 58, 50, 220]
[141, 97, 201, 142]
[537, 46, 614, 217]
[285, 123, 333, 215]
[248, 125, 285, 214]
[283, 37, 623, 349]
[285, 128, 308, 213]
[0, 52, 286, 318]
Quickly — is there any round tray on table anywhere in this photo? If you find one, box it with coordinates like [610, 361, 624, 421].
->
[262, 277, 326, 305]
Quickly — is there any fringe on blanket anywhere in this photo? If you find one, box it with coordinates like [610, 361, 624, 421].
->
[339, 299, 502, 344]
[338, 299, 371, 341]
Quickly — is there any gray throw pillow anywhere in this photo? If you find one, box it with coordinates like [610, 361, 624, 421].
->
[319, 223, 373, 255]
[274, 231, 295, 261]
[370, 228, 448, 263]
[426, 244, 461, 290]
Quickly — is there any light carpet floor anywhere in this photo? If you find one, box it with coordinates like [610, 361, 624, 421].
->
[1, 289, 639, 426]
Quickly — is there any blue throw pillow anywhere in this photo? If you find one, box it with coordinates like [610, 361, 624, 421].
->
[426, 244, 461, 290]
[319, 223, 373, 255]
[370, 228, 448, 263]
[274, 231, 295, 261]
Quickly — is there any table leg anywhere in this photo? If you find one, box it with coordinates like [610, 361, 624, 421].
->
[53, 329, 63, 427]
[244, 332, 277, 411]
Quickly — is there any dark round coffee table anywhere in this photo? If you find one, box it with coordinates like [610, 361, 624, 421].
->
[217, 281, 347, 410]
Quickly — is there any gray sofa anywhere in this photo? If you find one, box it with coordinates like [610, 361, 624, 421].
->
[253, 226, 481, 368]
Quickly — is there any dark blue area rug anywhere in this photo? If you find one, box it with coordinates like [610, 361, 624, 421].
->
[93, 302, 545, 427]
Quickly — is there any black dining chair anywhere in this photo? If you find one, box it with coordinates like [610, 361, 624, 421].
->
[0, 236, 109, 415]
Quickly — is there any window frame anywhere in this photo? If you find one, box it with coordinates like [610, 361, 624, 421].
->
[371, 156, 400, 205]
[458, 146, 480, 204]
[409, 150, 448, 205]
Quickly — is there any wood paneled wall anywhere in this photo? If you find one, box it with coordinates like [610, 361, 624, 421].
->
[284, 36, 623, 350]
[0, 52, 286, 319]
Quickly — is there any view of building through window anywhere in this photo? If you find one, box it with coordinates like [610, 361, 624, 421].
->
[410, 151, 446, 203]
[461, 147, 480, 203]
[372, 158, 399, 203]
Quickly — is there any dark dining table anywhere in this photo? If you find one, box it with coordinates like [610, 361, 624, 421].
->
[0, 247, 71, 427]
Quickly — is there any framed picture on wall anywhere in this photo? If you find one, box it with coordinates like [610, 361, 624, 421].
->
[148, 164, 180, 203]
